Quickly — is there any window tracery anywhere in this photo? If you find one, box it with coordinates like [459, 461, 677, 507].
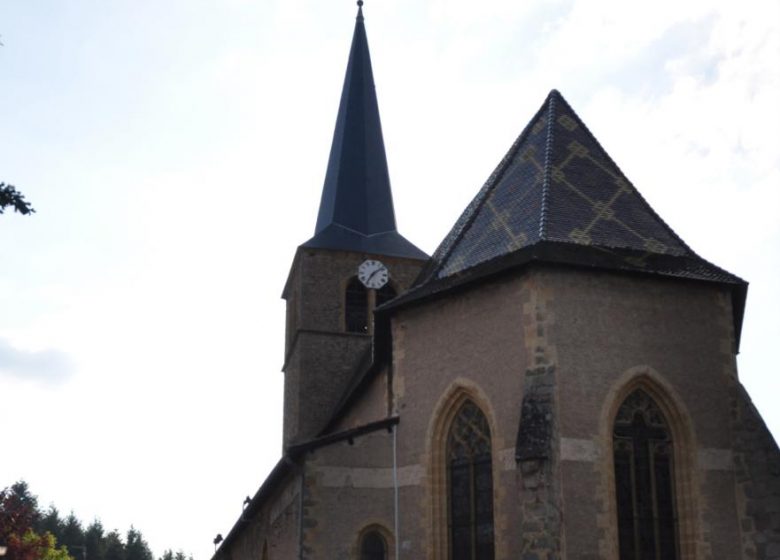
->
[447, 400, 495, 560]
[613, 389, 679, 560]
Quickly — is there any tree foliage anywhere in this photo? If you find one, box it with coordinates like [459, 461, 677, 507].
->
[158, 551, 192, 560]
[1, 483, 192, 560]
[124, 529, 152, 560]
[6, 531, 73, 560]
[0, 183, 35, 215]
[0, 482, 41, 544]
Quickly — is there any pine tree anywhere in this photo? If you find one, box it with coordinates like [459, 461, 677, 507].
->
[84, 521, 106, 560]
[37, 508, 63, 549]
[59, 514, 84, 558]
[102, 531, 124, 560]
[124, 528, 152, 560]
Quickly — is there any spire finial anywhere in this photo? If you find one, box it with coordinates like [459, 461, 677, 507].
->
[357, 0, 363, 6]
[356, 0, 364, 21]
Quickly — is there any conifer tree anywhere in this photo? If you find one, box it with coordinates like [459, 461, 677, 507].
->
[124, 529, 152, 560]
[102, 531, 124, 560]
[83, 521, 106, 560]
[37, 508, 63, 545]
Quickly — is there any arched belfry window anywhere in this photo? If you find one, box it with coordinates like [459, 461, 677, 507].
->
[376, 283, 397, 307]
[447, 400, 495, 560]
[359, 529, 387, 560]
[345, 277, 369, 333]
[613, 389, 679, 560]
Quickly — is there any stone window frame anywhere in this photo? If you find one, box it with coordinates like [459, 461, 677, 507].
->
[600, 369, 700, 560]
[354, 523, 394, 560]
[426, 382, 500, 560]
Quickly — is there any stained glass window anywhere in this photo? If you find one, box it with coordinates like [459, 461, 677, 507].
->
[360, 530, 387, 560]
[345, 277, 368, 333]
[613, 389, 679, 560]
[447, 400, 495, 560]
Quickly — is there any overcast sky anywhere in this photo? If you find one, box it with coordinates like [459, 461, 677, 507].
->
[1, 1, 778, 559]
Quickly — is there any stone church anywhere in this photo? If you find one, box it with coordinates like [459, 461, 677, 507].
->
[212, 5, 780, 559]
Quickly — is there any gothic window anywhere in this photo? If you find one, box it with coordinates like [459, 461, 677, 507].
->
[376, 283, 397, 307]
[447, 400, 495, 560]
[613, 389, 679, 560]
[359, 530, 387, 560]
[345, 277, 368, 333]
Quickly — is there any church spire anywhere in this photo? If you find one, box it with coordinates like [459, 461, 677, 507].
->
[302, 2, 427, 260]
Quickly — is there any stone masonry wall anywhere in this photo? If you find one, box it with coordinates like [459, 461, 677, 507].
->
[516, 270, 563, 560]
[391, 272, 530, 558]
[221, 470, 300, 560]
[732, 383, 780, 559]
[282, 248, 424, 447]
[549, 267, 747, 559]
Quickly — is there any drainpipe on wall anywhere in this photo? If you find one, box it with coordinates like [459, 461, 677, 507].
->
[393, 424, 400, 560]
[292, 458, 305, 560]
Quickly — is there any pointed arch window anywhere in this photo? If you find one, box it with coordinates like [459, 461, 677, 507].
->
[613, 389, 679, 560]
[359, 530, 387, 560]
[447, 400, 495, 560]
[345, 277, 369, 333]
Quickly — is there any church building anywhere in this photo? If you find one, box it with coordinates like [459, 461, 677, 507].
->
[212, 4, 780, 559]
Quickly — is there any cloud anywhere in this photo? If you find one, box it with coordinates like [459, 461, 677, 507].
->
[0, 337, 74, 384]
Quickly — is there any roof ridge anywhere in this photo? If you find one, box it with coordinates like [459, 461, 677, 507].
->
[539, 90, 558, 240]
[552, 92, 699, 258]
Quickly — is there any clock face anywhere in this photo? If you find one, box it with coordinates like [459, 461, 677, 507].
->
[358, 259, 389, 289]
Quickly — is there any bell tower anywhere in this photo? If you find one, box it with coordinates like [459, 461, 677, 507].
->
[281, 3, 427, 448]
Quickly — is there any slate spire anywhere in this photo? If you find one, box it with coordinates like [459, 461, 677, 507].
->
[303, 3, 427, 260]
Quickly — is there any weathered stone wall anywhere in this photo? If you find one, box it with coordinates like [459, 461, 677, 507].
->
[300, 430, 398, 559]
[282, 248, 424, 446]
[732, 383, 780, 559]
[226, 260, 779, 560]
[546, 267, 745, 559]
[223, 470, 300, 560]
[331, 367, 390, 432]
[516, 270, 562, 560]
[391, 272, 530, 558]
[285, 329, 370, 444]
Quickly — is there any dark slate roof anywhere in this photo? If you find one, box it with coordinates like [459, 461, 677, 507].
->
[388, 90, 746, 344]
[302, 6, 427, 261]
[410, 89, 744, 285]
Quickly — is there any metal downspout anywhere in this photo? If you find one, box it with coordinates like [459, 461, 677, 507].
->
[393, 424, 400, 560]
[298, 461, 305, 560]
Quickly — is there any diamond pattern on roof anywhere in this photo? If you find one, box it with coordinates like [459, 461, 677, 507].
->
[419, 90, 709, 285]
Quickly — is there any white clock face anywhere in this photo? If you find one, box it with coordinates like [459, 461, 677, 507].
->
[358, 259, 389, 289]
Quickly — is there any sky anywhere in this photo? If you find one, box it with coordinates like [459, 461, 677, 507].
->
[0, 1, 778, 559]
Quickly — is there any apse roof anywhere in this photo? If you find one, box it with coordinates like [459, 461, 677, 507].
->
[387, 90, 746, 340]
[302, 5, 427, 261]
[408, 90, 744, 285]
